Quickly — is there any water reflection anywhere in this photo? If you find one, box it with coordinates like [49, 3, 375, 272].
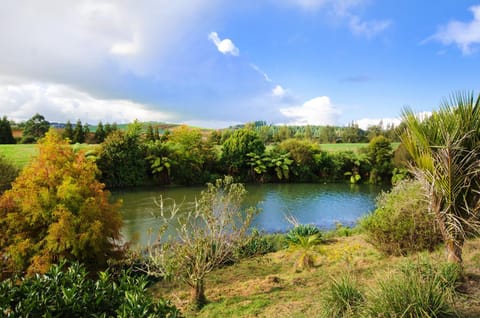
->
[113, 183, 384, 247]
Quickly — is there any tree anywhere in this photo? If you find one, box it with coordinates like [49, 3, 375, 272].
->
[94, 121, 106, 143]
[62, 120, 74, 143]
[0, 116, 16, 144]
[221, 128, 265, 175]
[73, 120, 85, 143]
[145, 177, 258, 309]
[367, 135, 393, 183]
[21, 113, 50, 143]
[145, 124, 155, 141]
[96, 122, 146, 188]
[0, 129, 122, 276]
[401, 92, 480, 265]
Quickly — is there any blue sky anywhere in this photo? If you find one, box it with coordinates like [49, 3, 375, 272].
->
[0, 1, 479, 129]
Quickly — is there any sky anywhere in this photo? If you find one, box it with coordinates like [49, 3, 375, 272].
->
[0, 1, 479, 129]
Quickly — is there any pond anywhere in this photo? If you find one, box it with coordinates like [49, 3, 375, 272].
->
[113, 183, 385, 246]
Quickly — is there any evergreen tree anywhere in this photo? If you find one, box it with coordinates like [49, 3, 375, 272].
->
[73, 120, 85, 143]
[95, 121, 106, 143]
[104, 123, 112, 137]
[146, 124, 155, 141]
[0, 116, 16, 144]
[62, 120, 74, 143]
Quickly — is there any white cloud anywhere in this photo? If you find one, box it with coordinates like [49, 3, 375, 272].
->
[208, 32, 240, 56]
[272, 85, 287, 97]
[280, 96, 341, 125]
[429, 5, 480, 54]
[0, 83, 173, 124]
[250, 64, 272, 82]
[281, 0, 390, 38]
[348, 16, 391, 38]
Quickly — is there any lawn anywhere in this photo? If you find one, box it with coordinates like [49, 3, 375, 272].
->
[319, 142, 400, 152]
[0, 144, 98, 169]
[151, 234, 480, 317]
[0, 144, 38, 168]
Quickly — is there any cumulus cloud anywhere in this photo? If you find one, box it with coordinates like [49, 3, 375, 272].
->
[272, 85, 287, 97]
[280, 96, 341, 125]
[0, 83, 173, 124]
[208, 32, 240, 56]
[429, 5, 480, 54]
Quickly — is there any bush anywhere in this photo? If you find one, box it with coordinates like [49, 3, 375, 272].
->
[235, 229, 285, 258]
[361, 179, 442, 256]
[321, 275, 365, 318]
[0, 262, 182, 317]
[366, 260, 458, 318]
[285, 224, 322, 245]
[0, 155, 18, 194]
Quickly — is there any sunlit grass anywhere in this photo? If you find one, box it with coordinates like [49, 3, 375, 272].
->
[0, 144, 97, 169]
[150, 235, 480, 318]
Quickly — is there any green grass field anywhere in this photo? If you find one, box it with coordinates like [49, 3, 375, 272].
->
[0, 144, 38, 168]
[0, 144, 98, 169]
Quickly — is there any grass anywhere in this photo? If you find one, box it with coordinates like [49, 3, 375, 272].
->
[0, 144, 38, 168]
[319, 142, 400, 153]
[0, 144, 98, 169]
[150, 235, 480, 317]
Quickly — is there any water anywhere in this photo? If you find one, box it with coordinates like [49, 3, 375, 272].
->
[112, 183, 384, 246]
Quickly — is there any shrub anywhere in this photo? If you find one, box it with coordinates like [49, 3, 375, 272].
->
[361, 179, 442, 256]
[321, 275, 365, 318]
[235, 229, 285, 258]
[285, 224, 322, 245]
[0, 155, 18, 194]
[0, 261, 181, 317]
[366, 260, 458, 318]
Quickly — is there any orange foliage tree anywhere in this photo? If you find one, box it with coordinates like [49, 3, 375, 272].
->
[0, 129, 122, 277]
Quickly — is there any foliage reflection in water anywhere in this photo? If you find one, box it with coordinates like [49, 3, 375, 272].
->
[113, 183, 384, 247]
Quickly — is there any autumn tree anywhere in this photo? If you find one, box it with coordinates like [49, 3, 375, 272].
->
[0, 129, 122, 277]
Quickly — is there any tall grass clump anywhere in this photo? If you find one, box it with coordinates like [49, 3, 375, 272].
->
[361, 179, 442, 255]
[366, 259, 459, 318]
[321, 275, 365, 318]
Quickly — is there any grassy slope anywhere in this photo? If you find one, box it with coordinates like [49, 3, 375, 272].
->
[151, 235, 480, 318]
[0, 144, 97, 169]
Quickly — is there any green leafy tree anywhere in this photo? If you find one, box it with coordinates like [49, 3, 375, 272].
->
[0, 116, 15, 144]
[96, 122, 146, 188]
[367, 135, 393, 183]
[146, 124, 155, 141]
[145, 177, 258, 309]
[221, 128, 265, 175]
[62, 120, 74, 143]
[21, 113, 50, 143]
[401, 92, 480, 265]
[0, 129, 122, 276]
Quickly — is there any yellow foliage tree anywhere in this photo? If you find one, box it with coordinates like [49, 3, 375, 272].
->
[0, 129, 122, 277]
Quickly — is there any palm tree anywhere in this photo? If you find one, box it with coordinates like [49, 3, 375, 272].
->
[401, 92, 480, 265]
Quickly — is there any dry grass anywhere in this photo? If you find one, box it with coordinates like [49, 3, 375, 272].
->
[150, 235, 480, 317]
